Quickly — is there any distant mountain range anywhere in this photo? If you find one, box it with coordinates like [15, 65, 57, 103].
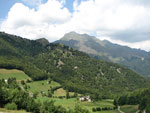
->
[55, 32, 150, 77]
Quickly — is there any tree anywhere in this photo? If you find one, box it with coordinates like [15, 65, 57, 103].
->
[66, 91, 70, 99]
[21, 80, 25, 85]
[73, 92, 78, 98]
[113, 99, 118, 109]
[48, 91, 52, 98]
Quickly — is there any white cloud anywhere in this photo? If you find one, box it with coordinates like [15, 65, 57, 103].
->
[0, 0, 150, 51]
[0, 0, 71, 41]
[98, 36, 150, 52]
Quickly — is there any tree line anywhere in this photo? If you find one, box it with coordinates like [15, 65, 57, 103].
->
[114, 88, 150, 112]
[0, 78, 91, 113]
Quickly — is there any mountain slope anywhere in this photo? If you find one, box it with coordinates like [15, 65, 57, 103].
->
[55, 32, 150, 76]
[0, 32, 149, 98]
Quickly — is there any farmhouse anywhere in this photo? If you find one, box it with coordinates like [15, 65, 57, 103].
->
[79, 96, 91, 102]
[5, 79, 7, 83]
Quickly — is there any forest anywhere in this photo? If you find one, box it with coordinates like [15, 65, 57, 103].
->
[0, 32, 150, 113]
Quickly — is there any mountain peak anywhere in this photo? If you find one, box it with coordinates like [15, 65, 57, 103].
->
[55, 32, 150, 76]
[36, 38, 49, 46]
[61, 31, 97, 41]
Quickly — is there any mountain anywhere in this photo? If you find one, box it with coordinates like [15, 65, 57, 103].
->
[0, 31, 149, 98]
[36, 38, 49, 46]
[55, 32, 150, 77]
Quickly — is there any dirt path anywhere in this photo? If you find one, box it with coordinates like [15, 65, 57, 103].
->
[135, 110, 140, 113]
[118, 106, 125, 113]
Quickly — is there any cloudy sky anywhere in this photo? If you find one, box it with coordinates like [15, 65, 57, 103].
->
[0, 0, 150, 51]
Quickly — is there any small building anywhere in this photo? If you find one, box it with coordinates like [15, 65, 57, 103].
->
[79, 96, 91, 102]
[5, 79, 7, 83]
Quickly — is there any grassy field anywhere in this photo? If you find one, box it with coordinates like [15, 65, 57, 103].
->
[37, 97, 117, 113]
[53, 88, 75, 97]
[0, 68, 118, 113]
[0, 108, 29, 113]
[0, 69, 30, 80]
[27, 80, 61, 95]
[120, 105, 138, 113]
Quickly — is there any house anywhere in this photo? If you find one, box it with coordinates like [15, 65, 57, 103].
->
[79, 96, 91, 102]
[5, 79, 7, 83]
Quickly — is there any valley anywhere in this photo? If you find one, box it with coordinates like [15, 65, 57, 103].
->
[0, 69, 117, 113]
[0, 32, 149, 113]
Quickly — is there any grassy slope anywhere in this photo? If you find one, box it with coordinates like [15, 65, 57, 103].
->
[120, 105, 138, 113]
[27, 80, 60, 94]
[0, 108, 29, 113]
[0, 68, 118, 113]
[54, 88, 75, 97]
[0, 69, 31, 80]
[37, 97, 117, 113]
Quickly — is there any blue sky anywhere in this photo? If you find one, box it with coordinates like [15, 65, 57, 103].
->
[0, 0, 84, 19]
[0, 0, 150, 51]
[0, 0, 19, 19]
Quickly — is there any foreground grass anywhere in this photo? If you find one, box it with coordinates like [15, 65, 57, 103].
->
[96, 110, 119, 113]
[37, 97, 117, 113]
[0, 69, 30, 80]
[0, 68, 118, 113]
[120, 105, 138, 113]
[0, 108, 29, 113]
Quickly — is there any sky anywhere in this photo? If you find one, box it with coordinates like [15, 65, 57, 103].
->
[0, 0, 150, 51]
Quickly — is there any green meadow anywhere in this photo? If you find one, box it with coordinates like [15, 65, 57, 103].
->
[0, 68, 120, 113]
[37, 97, 117, 113]
[26, 80, 60, 94]
[0, 69, 31, 80]
[0, 108, 29, 113]
[120, 105, 139, 113]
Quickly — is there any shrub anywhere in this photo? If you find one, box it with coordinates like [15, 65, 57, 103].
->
[92, 108, 97, 112]
[5, 103, 18, 110]
[96, 107, 101, 111]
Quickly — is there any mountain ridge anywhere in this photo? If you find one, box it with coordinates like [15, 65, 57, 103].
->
[55, 32, 150, 76]
[0, 31, 149, 98]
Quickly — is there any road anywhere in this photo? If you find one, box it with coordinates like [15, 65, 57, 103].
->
[118, 106, 141, 113]
[118, 106, 125, 113]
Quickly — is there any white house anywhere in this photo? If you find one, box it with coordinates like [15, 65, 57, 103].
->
[79, 96, 91, 102]
[5, 79, 7, 83]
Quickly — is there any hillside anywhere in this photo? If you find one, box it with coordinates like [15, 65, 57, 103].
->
[0, 31, 149, 98]
[55, 32, 150, 76]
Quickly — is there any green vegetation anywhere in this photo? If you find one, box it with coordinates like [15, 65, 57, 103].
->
[5, 103, 18, 110]
[0, 108, 29, 113]
[120, 105, 138, 113]
[1, 32, 150, 113]
[56, 31, 150, 76]
[26, 80, 60, 95]
[36, 97, 116, 113]
[116, 88, 150, 112]
[54, 88, 67, 97]
[0, 69, 31, 80]
[0, 31, 149, 99]
[0, 78, 92, 113]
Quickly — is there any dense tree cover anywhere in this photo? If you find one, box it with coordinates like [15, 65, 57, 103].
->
[0, 32, 150, 99]
[116, 88, 150, 112]
[0, 56, 47, 80]
[0, 78, 91, 113]
[92, 106, 115, 112]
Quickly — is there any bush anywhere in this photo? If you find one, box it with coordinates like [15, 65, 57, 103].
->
[5, 103, 18, 110]
[92, 108, 97, 112]
[96, 107, 101, 111]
